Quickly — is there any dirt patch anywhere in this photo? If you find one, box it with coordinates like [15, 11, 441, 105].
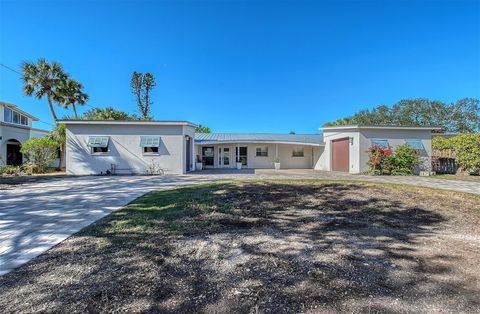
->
[1, 181, 479, 313]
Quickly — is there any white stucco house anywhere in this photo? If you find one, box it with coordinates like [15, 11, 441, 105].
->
[62, 119, 441, 175]
[0, 101, 50, 166]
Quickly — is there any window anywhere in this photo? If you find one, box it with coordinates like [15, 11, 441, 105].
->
[87, 136, 109, 154]
[371, 139, 390, 148]
[292, 147, 304, 157]
[92, 146, 108, 153]
[140, 136, 160, 154]
[405, 139, 424, 150]
[12, 111, 20, 124]
[236, 146, 248, 165]
[202, 147, 214, 166]
[256, 146, 268, 157]
[3, 107, 29, 126]
[4, 107, 12, 123]
[143, 146, 159, 153]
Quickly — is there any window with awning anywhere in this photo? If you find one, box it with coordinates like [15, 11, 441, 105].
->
[370, 139, 390, 148]
[87, 136, 109, 147]
[140, 136, 160, 154]
[140, 136, 160, 147]
[405, 139, 424, 150]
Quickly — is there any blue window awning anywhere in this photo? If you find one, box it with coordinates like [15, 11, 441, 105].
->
[87, 136, 109, 148]
[140, 136, 160, 147]
[371, 139, 390, 147]
[405, 139, 424, 150]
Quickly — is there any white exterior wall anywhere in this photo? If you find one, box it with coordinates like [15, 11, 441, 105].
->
[0, 124, 32, 165]
[320, 128, 433, 173]
[66, 124, 195, 175]
[320, 131, 361, 173]
[359, 129, 433, 173]
[196, 143, 321, 169]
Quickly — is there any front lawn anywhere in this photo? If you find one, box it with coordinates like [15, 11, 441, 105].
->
[1, 181, 479, 313]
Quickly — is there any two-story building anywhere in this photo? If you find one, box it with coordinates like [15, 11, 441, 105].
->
[0, 101, 50, 166]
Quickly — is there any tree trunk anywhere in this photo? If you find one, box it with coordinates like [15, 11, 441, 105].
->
[58, 143, 65, 171]
[72, 103, 78, 119]
[47, 93, 58, 123]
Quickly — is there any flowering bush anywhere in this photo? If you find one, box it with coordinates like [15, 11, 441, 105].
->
[367, 145, 393, 175]
[367, 144, 419, 175]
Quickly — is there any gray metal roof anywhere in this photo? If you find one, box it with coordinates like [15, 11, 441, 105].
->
[195, 133, 324, 146]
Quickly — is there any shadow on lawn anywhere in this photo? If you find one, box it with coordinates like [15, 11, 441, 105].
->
[1, 182, 479, 313]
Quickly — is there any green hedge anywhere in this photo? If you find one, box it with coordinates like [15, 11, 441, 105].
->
[433, 134, 480, 174]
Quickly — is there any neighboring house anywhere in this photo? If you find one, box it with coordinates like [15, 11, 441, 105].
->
[62, 120, 441, 175]
[0, 101, 50, 166]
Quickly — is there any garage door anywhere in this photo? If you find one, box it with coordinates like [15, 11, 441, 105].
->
[332, 138, 349, 172]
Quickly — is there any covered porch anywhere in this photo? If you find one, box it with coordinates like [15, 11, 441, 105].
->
[195, 141, 324, 170]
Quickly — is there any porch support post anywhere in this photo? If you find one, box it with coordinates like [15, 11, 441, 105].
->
[275, 144, 278, 159]
[237, 143, 239, 162]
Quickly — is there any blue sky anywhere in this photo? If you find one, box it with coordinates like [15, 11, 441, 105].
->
[1, 0, 479, 133]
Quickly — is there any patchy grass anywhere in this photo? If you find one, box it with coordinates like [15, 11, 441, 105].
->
[1, 180, 479, 313]
[430, 174, 480, 182]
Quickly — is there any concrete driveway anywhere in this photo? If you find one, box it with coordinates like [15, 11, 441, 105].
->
[1, 170, 479, 276]
[0, 175, 214, 275]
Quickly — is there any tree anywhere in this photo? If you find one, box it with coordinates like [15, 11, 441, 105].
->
[50, 124, 66, 169]
[21, 59, 67, 122]
[53, 78, 89, 119]
[323, 98, 480, 133]
[195, 125, 211, 133]
[131, 71, 155, 120]
[82, 107, 137, 120]
[20, 137, 59, 173]
[289, 131, 296, 134]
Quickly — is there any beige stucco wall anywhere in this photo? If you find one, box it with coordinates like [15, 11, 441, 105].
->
[66, 124, 195, 175]
[195, 143, 321, 169]
[321, 128, 433, 173]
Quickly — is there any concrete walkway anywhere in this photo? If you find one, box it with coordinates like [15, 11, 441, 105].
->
[189, 169, 480, 195]
[1, 170, 478, 275]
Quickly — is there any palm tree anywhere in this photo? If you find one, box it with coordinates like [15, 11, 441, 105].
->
[54, 78, 89, 119]
[50, 124, 66, 170]
[21, 59, 67, 122]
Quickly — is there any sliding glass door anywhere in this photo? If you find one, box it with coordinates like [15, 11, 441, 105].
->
[235, 146, 248, 166]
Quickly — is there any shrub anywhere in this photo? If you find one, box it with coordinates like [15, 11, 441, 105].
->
[391, 144, 420, 175]
[367, 145, 393, 175]
[432, 134, 480, 174]
[367, 144, 420, 176]
[432, 136, 454, 150]
[450, 134, 480, 174]
[20, 137, 59, 173]
[0, 165, 22, 176]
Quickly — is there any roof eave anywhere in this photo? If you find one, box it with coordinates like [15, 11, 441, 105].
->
[195, 140, 325, 146]
[58, 120, 198, 128]
[1, 102, 39, 121]
[320, 125, 444, 131]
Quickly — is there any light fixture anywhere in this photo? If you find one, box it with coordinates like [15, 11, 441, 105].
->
[349, 137, 353, 145]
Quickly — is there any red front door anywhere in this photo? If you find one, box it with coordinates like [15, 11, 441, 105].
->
[332, 138, 349, 172]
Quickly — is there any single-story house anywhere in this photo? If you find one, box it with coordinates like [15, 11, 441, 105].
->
[0, 101, 51, 166]
[62, 120, 441, 175]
